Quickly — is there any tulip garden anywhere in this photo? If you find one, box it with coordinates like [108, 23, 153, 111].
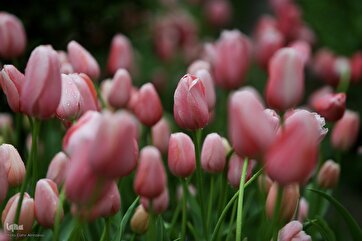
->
[0, 0, 362, 240]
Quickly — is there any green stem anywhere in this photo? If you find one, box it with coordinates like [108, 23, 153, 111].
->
[235, 158, 249, 241]
[271, 185, 284, 241]
[337, 70, 350, 93]
[31, 119, 41, 188]
[180, 178, 188, 241]
[100, 218, 110, 241]
[69, 219, 83, 241]
[53, 186, 66, 241]
[226, 199, 238, 241]
[206, 176, 215, 228]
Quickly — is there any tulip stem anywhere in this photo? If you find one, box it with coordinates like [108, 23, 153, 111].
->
[180, 178, 188, 241]
[206, 176, 215, 228]
[100, 217, 110, 241]
[271, 185, 284, 241]
[337, 70, 350, 93]
[30, 119, 41, 188]
[235, 158, 249, 241]
[53, 186, 66, 241]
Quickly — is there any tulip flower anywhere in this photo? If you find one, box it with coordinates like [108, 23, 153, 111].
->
[34, 179, 62, 228]
[67, 41, 100, 80]
[57, 51, 74, 74]
[0, 162, 8, 204]
[107, 34, 134, 75]
[0, 144, 25, 187]
[20, 45, 62, 119]
[174, 74, 209, 130]
[133, 83, 163, 126]
[204, 0, 231, 27]
[289, 40, 311, 65]
[331, 110, 360, 151]
[278, 220, 311, 241]
[134, 146, 167, 198]
[266, 47, 305, 111]
[227, 154, 254, 188]
[168, 132, 196, 177]
[193, 69, 216, 112]
[131, 205, 149, 234]
[46, 152, 70, 186]
[350, 51, 362, 83]
[141, 188, 169, 214]
[317, 160, 340, 189]
[298, 197, 309, 222]
[152, 118, 171, 154]
[187, 60, 211, 74]
[0, 65, 24, 112]
[201, 133, 226, 173]
[107, 69, 132, 109]
[0, 12, 26, 59]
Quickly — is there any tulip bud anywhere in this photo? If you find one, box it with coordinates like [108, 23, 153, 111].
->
[194, 69, 216, 112]
[266, 183, 300, 221]
[134, 146, 167, 199]
[201, 133, 226, 173]
[204, 0, 231, 27]
[34, 179, 62, 228]
[289, 40, 311, 65]
[278, 220, 311, 241]
[187, 60, 211, 74]
[131, 205, 149, 234]
[174, 74, 209, 130]
[0, 144, 25, 187]
[313, 49, 341, 87]
[350, 51, 362, 83]
[0, 162, 8, 204]
[133, 83, 163, 127]
[1, 193, 35, 234]
[67, 41, 100, 80]
[176, 184, 197, 202]
[310, 90, 346, 122]
[258, 174, 273, 193]
[298, 197, 309, 222]
[107, 34, 134, 75]
[141, 188, 169, 214]
[0, 114, 12, 131]
[317, 160, 340, 189]
[266, 47, 305, 111]
[0, 65, 24, 112]
[0, 12, 26, 59]
[168, 133, 196, 177]
[227, 154, 254, 188]
[228, 87, 276, 158]
[57, 51, 74, 74]
[46, 152, 70, 186]
[152, 118, 171, 154]
[331, 110, 360, 151]
[108, 69, 132, 109]
[20, 45, 62, 119]
[264, 108, 280, 132]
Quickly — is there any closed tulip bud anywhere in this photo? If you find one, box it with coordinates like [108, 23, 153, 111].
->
[298, 197, 309, 222]
[67, 41, 100, 80]
[34, 179, 62, 228]
[266, 47, 305, 111]
[2, 193, 34, 234]
[168, 133, 196, 177]
[0, 114, 12, 130]
[201, 133, 226, 173]
[310, 90, 346, 122]
[331, 110, 360, 151]
[187, 60, 211, 74]
[0, 12, 26, 59]
[0, 162, 8, 204]
[350, 51, 362, 83]
[204, 0, 231, 27]
[266, 183, 300, 221]
[88, 111, 139, 179]
[313, 49, 340, 87]
[133, 83, 163, 126]
[100, 79, 112, 107]
[264, 108, 280, 132]
[228, 87, 276, 158]
[278, 220, 311, 241]
[0, 144, 25, 187]
[194, 69, 216, 112]
[131, 205, 149, 234]
[221, 137, 232, 154]
[227, 154, 255, 188]
[20, 45, 62, 119]
[107, 34, 134, 75]
[57, 51, 74, 74]
[141, 188, 169, 214]
[317, 160, 340, 189]
[46, 152, 70, 186]
[176, 184, 197, 202]
[174, 74, 209, 130]
[258, 174, 273, 193]
[0, 65, 24, 112]
[289, 40, 311, 65]
[134, 146, 166, 199]
[152, 118, 171, 154]
[108, 69, 132, 109]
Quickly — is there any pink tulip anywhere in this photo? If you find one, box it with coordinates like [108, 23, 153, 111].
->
[331, 110, 360, 151]
[278, 220, 311, 241]
[34, 179, 62, 228]
[100, 79, 112, 107]
[0, 12, 26, 59]
[272, 1, 302, 41]
[141, 188, 169, 214]
[130, 205, 149, 234]
[88, 111, 139, 179]
[20, 45, 62, 119]
[133, 83, 163, 126]
[187, 60, 211, 74]
[228, 87, 275, 158]
[194, 69, 216, 112]
[152, 118, 171, 154]
[0, 230, 9, 241]
[0, 162, 8, 204]
[350, 51, 362, 83]
[57, 51, 74, 74]
[317, 160, 340, 189]
[0, 144, 25, 187]
[134, 146, 167, 198]
[289, 40, 311, 65]
[201, 133, 226, 173]
[107, 69, 132, 109]
[298, 197, 309, 222]
[67, 41, 100, 80]
[0, 113, 12, 130]
[0, 65, 24, 112]
[204, 0, 231, 27]
[227, 154, 255, 188]
[264, 108, 280, 133]
[1, 193, 34, 234]
[174, 74, 209, 130]
[107, 34, 134, 75]
[266, 47, 305, 111]
[46, 152, 70, 186]
[168, 132, 196, 177]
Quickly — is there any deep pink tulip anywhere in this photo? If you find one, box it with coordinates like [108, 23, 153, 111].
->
[204, 0, 231, 27]
[133, 83, 163, 127]
[0, 12, 26, 59]
[228, 87, 275, 158]
[34, 179, 62, 228]
[0, 144, 25, 187]
[227, 154, 254, 188]
[107, 34, 134, 75]
[317, 160, 340, 189]
[272, 1, 302, 40]
[201, 133, 226, 173]
[88, 111, 139, 179]
[141, 188, 169, 214]
[67, 41, 100, 80]
[0, 162, 8, 204]
[350, 51, 362, 83]
[278, 220, 311, 241]
[174, 74, 209, 130]
[152, 118, 171, 154]
[108, 69, 132, 109]
[134, 146, 167, 199]
[266, 47, 305, 111]
[46, 152, 70, 186]
[331, 110, 360, 151]
[168, 132, 196, 177]
[20, 45, 62, 119]
[0, 65, 24, 112]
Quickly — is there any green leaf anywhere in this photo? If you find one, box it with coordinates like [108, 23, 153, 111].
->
[304, 217, 336, 241]
[308, 189, 362, 241]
